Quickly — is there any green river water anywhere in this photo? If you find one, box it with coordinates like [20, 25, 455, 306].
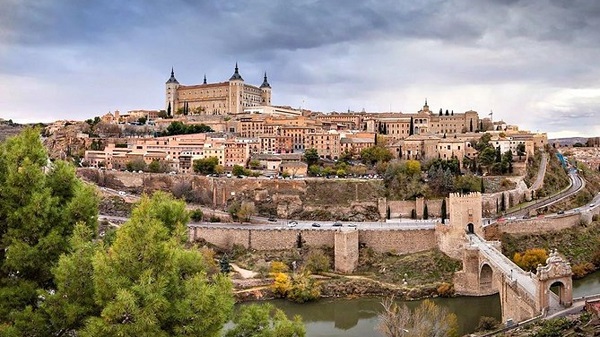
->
[237, 270, 600, 337]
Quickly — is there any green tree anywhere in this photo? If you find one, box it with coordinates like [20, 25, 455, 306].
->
[190, 208, 204, 222]
[517, 143, 526, 160]
[232, 164, 246, 177]
[423, 204, 429, 219]
[361, 146, 393, 166]
[0, 128, 99, 330]
[303, 148, 320, 167]
[441, 199, 447, 224]
[148, 159, 169, 173]
[126, 158, 147, 172]
[409, 117, 414, 136]
[193, 157, 219, 174]
[225, 303, 305, 337]
[81, 193, 234, 336]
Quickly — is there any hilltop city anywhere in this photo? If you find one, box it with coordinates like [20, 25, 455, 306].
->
[3, 64, 600, 337]
[41, 64, 547, 175]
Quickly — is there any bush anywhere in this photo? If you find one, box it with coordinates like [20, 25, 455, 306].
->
[513, 248, 548, 272]
[476, 316, 500, 332]
[190, 208, 203, 222]
[209, 215, 221, 222]
[271, 272, 291, 297]
[270, 261, 289, 274]
[287, 271, 320, 303]
[437, 282, 454, 297]
[304, 249, 331, 274]
[571, 262, 595, 279]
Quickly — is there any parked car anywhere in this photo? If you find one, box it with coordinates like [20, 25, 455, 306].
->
[311, 223, 321, 227]
[348, 223, 357, 227]
[590, 203, 596, 207]
[557, 210, 565, 214]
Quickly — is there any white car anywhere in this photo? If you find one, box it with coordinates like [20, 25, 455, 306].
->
[287, 221, 298, 227]
[118, 191, 126, 196]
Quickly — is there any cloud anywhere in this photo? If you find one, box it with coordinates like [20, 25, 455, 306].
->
[1, 0, 600, 138]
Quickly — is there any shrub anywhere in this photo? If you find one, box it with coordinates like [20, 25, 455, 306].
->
[304, 249, 331, 274]
[287, 271, 320, 303]
[476, 316, 500, 332]
[209, 215, 221, 222]
[437, 282, 454, 297]
[271, 272, 291, 297]
[190, 208, 203, 222]
[513, 248, 548, 272]
[571, 262, 595, 279]
[270, 261, 289, 274]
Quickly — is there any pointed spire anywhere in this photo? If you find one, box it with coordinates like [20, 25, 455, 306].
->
[260, 71, 271, 89]
[229, 62, 243, 81]
[203, 74, 207, 85]
[425, 98, 428, 107]
[166, 67, 179, 84]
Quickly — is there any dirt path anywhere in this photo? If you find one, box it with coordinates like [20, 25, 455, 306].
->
[230, 263, 258, 279]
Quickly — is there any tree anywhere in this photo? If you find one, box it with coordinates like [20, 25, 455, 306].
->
[0, 128, 99, 333]
[376, 298, 458, 337]
[423, 204, 429, 220]
[80, 193, 234, 336]
[361, 146, 393, 166]
[469, 119, 473, 132]
[513, 248, 548, 272]
[148, 159, 169, 173]
[441, 199, 447, 224]
[167, 102, 172, 117]
[193, 156, 219, 174]
[126, 158, 147, 172]
[439, 108, 442, 116]
[137, 116, 147, 125]
[409, 117, 414, 136]
[303, 148, 320, 167]
[517, 143, 526, 160]
[237, 201, 256, 222]
[225, 303, 305, 337]
[232, 164, 246, 177]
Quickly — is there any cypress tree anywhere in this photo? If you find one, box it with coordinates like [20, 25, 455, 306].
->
[445, 109, 449, 116]
[409, 117, 414, 136]
[439, 108, 442, 116]
[470, 119, 473, 132]
[423, 204, 429, 220]
[501, 193, 506, 212]
[480, 178, 485, 193]
[411, 209, 417, 219]
[386, 206, 391, 220]
[441, 199, 447, 224]
[167, 102, 172, 117]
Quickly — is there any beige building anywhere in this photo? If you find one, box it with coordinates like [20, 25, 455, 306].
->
[165, 64, 272, 116]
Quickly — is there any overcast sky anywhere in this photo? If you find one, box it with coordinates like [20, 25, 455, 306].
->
[1, 0, 599, 138]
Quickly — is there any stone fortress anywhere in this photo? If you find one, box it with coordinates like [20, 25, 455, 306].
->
[165, 64, 272, 116]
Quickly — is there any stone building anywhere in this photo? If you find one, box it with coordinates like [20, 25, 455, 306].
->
[165, 64, 272, 116]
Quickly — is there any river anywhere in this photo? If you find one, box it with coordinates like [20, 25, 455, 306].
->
[237, 270, 600, 337]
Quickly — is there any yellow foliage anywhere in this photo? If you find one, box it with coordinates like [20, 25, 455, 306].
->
[437, 282, 454, 297]
[572, 262, 595, 279]
[271, 272, 291, 297]
[513, 248, 548, 272]
[270, 261, 289, 274]
[405, 160, 421, 176]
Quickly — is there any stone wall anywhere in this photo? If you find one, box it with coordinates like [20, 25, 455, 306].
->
[386, 199, 443, 219]
[359, 229, 437, 254]
[483, 213, 582, 240]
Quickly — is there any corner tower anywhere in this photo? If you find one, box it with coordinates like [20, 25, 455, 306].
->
[260, 72, 272, 106]
[228, 63, 244, 114]
[165, 67, 180, 116]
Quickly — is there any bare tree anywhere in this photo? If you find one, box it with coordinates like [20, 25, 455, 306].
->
[376, 297, 458, 337]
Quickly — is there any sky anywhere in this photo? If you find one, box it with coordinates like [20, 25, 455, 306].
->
[1, 0, 599, 138]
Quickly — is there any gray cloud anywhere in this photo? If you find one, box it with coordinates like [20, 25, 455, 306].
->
[1, 0, 600, 137]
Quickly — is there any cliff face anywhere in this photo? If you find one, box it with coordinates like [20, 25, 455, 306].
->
[78, 168, 385, 221]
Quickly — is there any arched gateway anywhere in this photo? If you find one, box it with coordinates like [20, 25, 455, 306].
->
[536, 249, 573, 311]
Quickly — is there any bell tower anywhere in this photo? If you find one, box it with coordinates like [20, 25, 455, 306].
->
[165, 67, 180, 117]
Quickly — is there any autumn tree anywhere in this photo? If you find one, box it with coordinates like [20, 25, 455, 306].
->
[513, 248, 548, 272]
[376, 298, 458, 337]
[361, 145, 394, 166]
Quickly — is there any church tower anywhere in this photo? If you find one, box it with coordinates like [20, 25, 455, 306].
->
[260, 72, 272, 106]
[165, 68, 179, 117]
[228, 63, 244, 114]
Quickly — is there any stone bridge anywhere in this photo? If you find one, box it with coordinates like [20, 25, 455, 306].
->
[443, 192, 573, 324]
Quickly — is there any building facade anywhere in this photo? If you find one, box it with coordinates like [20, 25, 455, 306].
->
[165, 64, 272, 116]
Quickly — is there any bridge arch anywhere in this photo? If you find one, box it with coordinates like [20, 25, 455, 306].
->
[549, 280, 570, 306]
[479, 263, 493, 291]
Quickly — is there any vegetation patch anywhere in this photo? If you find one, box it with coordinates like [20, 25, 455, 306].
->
[355, 248, 462, 285]
[502, 221, 600, 278]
